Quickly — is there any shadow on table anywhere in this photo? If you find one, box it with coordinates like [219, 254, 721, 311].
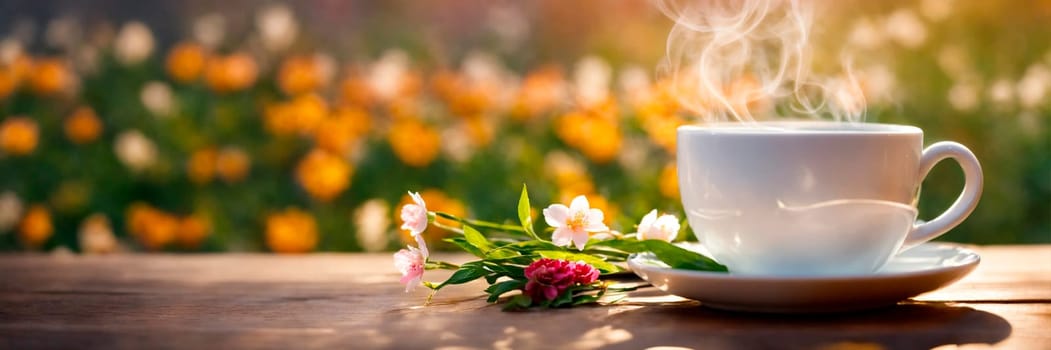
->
[603, 300, 1013, 349]
[377, 292, 1012, 349]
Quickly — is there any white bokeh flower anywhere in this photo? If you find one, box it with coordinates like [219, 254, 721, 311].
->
[937, 45, 970, 76]
[114, 130, 158, 172]
[859, 65, 896, 104]
[354, 199, 391, 252]
[315, 53, 338, 88]
[79, 213, 118, 255]
[884, 9, 927, 49]
[947, 81, 980, 112]
[441, 124, 474, 164]
[486, 4, 530, 51]
[618, 65, 652, 104]
[574, 55, 612, 107]
[75, 46, 101, 75]
[920, 0, 953, 22]
[988, 78, 1015, 107]
[44, 16, 79, 51]
[256, 4, 298, 52]
[193, 13, 226, 49]
[0, 191, 24, 232]
[114, 21, 155, 65]
[140, 81, 174, 117]
[617, 136, 648, 174]
[0, 38, 24, 65]
[847, 18, 886, 50]
[368, 49, 410, 101]
[1017, 64, 1051, 109]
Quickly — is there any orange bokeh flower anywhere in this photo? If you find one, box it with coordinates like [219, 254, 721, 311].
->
[314, 107, 371, 156]
[264, 93, 328, 136]
[659, 163, 680, 200]
[28, 58, 71, 96]
[166, 42, 207, 83]
[64, 106, 103, 144]
[177, 214, 211, 248]
[187, 147, 218, 184]
[265, 208, 318, 254]
[278, 55, 325, 96]
[395, 189, 467, 248]
[296, 149, 353, 202]
[555, 112, 622, 164]
[18, 204, 52, 248]
[0, 116, 39, 156]
[338, 73, 375, 108]
[125, 203, 178, 251]
[511, 65, 566, 121]
[388, 118, 440, 167]
[216, 147, 251, 183]
[205, 53, 258, 93]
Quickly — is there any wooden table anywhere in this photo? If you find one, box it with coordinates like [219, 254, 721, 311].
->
[1, 245, 1048, 349]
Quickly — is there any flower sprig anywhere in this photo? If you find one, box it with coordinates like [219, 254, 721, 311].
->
[393, 185, 727, 310]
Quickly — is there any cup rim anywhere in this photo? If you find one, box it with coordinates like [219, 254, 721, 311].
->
[677, 120, 923, 135]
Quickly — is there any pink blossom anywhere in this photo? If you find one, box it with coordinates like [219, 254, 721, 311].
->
[570, 261, 600, 285]
[393, 245, 426, 292]
[542, 195, 609, 250]
[636, 209, 681, 242]
[400, 191, 429, 257]
[523, 258, 600, 302]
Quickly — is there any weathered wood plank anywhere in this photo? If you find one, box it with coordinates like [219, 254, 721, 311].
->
[0, 246, 1047, 349]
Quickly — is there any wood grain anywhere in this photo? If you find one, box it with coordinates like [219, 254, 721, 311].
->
[0, 246, 1048, 349]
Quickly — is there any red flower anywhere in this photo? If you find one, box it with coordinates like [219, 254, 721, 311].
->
[571, 261, 600, 285]
[524, 258, 600, 302]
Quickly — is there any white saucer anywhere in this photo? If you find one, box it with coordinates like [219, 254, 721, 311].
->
[627, 242, 980, 313]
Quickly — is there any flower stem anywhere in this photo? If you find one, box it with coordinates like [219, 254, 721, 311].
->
[433, 211, 530, 236]
[425, 260, 460, 270]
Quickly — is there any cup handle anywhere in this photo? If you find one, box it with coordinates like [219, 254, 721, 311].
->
[903, 141, 983, 248]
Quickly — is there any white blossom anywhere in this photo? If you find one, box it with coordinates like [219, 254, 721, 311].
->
[114, 21, 155, 65]
[1017, 64, 1051, 109]
[114, 130, 158, 172]
[884, 9, 927, 49]
[574, 55, 612, 107]
[140, 81, 174, 118]
[847, 18, 886, 50]
[920, 0, 953, 22]
[947, 81, 979, 112]
[193, 13, 226, 49]
[256, 4, 298, 52]
[988, 78, 1015, 107]
[79, 214, 118, 255]
[368, 49, 410, 101]
[354, 199, 391, 252]
[0, 191, 24, 233]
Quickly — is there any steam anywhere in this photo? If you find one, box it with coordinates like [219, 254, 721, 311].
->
[656, 0, 865, 122]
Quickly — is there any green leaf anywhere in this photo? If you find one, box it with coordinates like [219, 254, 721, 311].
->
[600, 239, 727, 272]
[503, 294, 533, 311]
[444, 237, 485, 258]
[485, 280, 526, 303]
[571, 295, 602, 306]
[462, 225, 492, 253]
[518, 184, 539, 239]
[536, 250, 621, 273]
[504, 240, 561, 252]
[435, 267, 487, 290]
[484, 248, 521, 259]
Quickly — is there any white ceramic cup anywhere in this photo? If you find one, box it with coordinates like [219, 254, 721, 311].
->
[677, 121, 983, 276]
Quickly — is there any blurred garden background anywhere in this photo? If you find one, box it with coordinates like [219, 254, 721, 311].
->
[0, 0, 1047, 254]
